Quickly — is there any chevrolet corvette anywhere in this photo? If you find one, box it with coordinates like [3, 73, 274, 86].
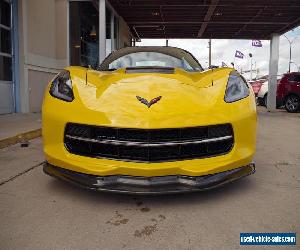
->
[42, 46, 256, 194]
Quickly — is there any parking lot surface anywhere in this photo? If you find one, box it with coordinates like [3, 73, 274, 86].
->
[1, 108, 299, 250]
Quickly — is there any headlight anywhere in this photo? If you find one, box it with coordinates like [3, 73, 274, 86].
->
[224, 73, 250, 103]
[49, 70, 74, 102]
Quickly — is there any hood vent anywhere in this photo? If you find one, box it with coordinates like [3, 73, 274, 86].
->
[125, 67, 174, 74]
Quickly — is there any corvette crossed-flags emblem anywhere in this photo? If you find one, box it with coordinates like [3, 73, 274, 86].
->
[136, 96, 162, 108]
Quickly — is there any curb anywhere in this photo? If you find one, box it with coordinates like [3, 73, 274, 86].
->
[0, 129, 42, 149]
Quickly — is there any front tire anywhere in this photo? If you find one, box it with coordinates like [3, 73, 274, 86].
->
[263, 94, 268, 107]
[285, 95, 300, 113]
[256, 97, 261, 106]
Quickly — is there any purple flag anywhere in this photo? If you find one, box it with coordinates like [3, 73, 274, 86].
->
[222, 62, 228, 67]
[252, 40, 262, 47]
[235, 50, 244, 59]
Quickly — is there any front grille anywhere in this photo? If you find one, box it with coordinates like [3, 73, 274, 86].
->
[64, 123, 234, 162]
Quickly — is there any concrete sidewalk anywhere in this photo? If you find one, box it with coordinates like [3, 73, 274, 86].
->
[0, 113, 42, 149]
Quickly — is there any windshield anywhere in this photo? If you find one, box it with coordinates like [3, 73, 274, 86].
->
[106, 51, 200, 72]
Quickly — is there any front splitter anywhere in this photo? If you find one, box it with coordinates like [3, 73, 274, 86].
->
[43, 162, 255, 195]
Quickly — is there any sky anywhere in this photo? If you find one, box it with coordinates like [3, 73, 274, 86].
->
[137, 26, 300, 80]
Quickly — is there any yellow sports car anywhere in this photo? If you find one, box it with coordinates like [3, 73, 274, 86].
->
[42, 46, 256, 194]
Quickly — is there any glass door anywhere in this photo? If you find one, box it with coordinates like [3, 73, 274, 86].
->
[69, 0, 99, 68]
[0, 0, 14, 114]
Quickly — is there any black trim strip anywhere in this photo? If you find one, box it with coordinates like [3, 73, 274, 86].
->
[43, 162, 255, 195]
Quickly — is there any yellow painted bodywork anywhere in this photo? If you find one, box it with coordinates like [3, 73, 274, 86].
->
[42, 66, 257, 177]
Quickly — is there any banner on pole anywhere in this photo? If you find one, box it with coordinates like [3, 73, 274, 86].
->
[235, 50, 244, 59]
[252, 40, 262, 47]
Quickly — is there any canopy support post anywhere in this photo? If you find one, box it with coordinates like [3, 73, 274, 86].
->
[99, 0, 106, 64]
[267, 33, 280, 112]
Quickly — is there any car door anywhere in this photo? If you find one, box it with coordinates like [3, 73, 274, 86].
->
[293, 74, 300, 96]
[290, 74, 300, 96]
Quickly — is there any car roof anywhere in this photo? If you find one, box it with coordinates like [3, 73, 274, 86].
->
[284, 72, 300, 76]
[99, 46, 203, 71]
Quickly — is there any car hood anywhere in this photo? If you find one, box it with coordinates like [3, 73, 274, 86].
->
[69, 67, 234, 128]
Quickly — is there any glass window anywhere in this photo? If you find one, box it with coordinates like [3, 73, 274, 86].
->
[287, 74, 300, 82]
[113, 16, 118, 49]
[0, 0, 11, 27]
[0, 55, 12, 81]
[0, 28, 11, 54]
[108, 52, 196, 71]
[293, 75, 300, 82]
[0, 0, 12, 81]
[106, 7, 111, 56]
[69, 1, 99, 68]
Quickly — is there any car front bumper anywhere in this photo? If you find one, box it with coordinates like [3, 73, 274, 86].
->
[43, 162, 255, 194]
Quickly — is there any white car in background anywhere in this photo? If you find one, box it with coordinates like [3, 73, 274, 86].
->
[257, 81, 268, 106]
[257, 75, 282, 107]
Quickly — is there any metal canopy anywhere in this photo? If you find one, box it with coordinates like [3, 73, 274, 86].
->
[109, 0, 300, 40]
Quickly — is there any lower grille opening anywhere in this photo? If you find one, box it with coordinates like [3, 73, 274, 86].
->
[64, 123, 234, 162]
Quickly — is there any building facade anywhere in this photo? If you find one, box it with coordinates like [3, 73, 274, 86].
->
[0, 0, 133, 114]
